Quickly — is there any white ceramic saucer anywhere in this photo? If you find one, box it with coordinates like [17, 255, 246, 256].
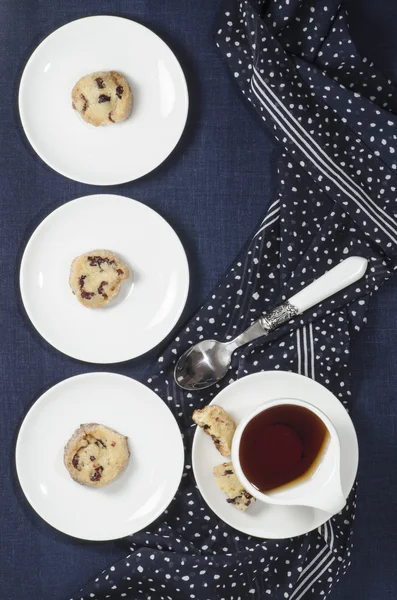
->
[192, 371, 358, 539]
[19, 194, 189, 363]
[19, 15, 188, 185]
[16, 373, 184, 540]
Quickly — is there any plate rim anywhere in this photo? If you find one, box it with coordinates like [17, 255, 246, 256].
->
[18, 14, 189, 186]
[15, 372, 185, 541]
[19, 193, 190, 363]
[192, 370, 359, 539]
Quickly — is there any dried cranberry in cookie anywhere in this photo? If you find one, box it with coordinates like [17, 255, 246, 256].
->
[71, 71, 133, 126]
[213, 462, 256, 511]
[64, 423, 130, 488]
[69, 249, 130, 308]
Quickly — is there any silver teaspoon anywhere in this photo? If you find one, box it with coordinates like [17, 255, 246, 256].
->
[174, 256, 368, 391]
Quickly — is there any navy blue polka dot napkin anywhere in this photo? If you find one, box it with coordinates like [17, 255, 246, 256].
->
[72, 1, 397, 599]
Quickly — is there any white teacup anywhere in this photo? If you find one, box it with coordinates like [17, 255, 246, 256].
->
[231, 398, 346, 515]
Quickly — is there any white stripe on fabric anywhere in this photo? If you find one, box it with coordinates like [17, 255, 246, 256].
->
[303, 326, 309, 377]
[323, 521, 328, 544]
[291, 548, 333, 599]
[309, 322, 315, 380]
[252, 68, 397, 238]
[296, 547, 329, 584]
[297, 523, 329, 582]
[293, 556, 336, 600]
[260, 203, 280, 226]
[268, 198, 279, 210]
[296, 329, 302, 375]
[261, 198, 280, 223]
[250, 77, 397, 245]
[328, 520, 335, 552]
[254, 214, 280, 238]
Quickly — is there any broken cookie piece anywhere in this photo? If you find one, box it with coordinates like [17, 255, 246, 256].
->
[64, 423, 130, 488]
[213, 462, 256, 511]
[192, 405, 236, 456]
[69, 249, 130, 308]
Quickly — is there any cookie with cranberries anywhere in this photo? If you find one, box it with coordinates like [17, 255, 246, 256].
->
[72, 71, 132, 126]
[64, 423, 130, 488]
[69, 249, 130, 308]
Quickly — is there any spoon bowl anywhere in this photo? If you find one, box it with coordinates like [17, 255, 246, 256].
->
[174, 340, 232, 390]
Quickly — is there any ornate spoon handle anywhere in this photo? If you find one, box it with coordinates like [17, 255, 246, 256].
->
[227, 257, 368, 351]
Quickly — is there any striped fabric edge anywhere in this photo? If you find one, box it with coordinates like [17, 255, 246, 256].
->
[249, 72, 397, 246]
[296, 324, 315, 380]
[290, 522, 335, 600]
[259, 198, 280, 225]
[254, 198, 280, 238]
[252, 67, 397, 235]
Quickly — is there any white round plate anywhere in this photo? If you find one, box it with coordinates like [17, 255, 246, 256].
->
[20, 194, 189, 363]
[19, 15, 188, 185]
[192, 371, 358, 539]
[16, 373, 184, 540]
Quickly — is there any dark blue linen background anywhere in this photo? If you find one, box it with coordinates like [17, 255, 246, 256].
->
[0, 1, 396, 599]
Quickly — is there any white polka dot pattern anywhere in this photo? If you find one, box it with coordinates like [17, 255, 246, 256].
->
[71, 1, 397, 599]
